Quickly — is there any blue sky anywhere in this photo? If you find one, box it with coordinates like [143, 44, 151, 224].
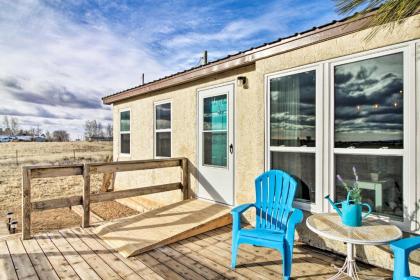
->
[0, 0, 340, 139]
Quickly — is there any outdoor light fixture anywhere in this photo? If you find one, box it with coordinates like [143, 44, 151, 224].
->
[6, 211, 13, 231]
[237, 76, 247, 88]
[10, 220, 17, 234]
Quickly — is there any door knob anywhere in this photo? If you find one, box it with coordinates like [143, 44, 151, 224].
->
[229, 144, 234, 154]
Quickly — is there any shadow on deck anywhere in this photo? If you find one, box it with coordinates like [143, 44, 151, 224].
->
[0, 224, 392, 280]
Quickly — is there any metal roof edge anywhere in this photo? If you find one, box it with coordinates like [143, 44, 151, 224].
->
[103, 10, 379, 104]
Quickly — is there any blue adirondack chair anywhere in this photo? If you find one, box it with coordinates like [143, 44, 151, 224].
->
[231, 170, 303, 280]
[390, 237, 420, 280]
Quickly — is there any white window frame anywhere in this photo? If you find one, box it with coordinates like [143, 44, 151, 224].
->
[119, 108, 131, 157]
[264, 39, 418, 231]
[154, 100, 172, 158]
[328, 44, 416, 231]
[265, 63, 324, 213]
[416, 42, 420, 232]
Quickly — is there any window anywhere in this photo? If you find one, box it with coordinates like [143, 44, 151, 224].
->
[268, 68, 319, 205]
[333, 52, 405, 220]
[120, 110, 130, 155]
[155, 101, 171, 157]
[203, 94, 228, 167]
[265, 42, 416, 229]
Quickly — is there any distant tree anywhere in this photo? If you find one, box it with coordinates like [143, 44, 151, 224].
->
[52, 130, 70, 142]
[84, 120, 97, 138]
[97, 122, 104, 137]
[29, 127, 36, 136]
[35, 125, 42, 136]
[45, 131, 52, 141]
[335, 0, 420, 39]
[3, 116, 10, 131]
[10, 117, 19, 135]
[106, 123, 113, 138]
[84, 120, 107, 139]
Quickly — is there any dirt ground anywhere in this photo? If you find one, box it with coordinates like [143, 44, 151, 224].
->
[0, 141, 139, 235]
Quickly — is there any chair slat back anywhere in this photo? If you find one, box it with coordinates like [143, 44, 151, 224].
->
[255, 170, 297, 231]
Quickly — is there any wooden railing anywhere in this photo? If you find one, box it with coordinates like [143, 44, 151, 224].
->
[22, 157, 189, 240]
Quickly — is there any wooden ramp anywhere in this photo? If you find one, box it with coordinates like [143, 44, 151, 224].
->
[93, 199, 232, 257]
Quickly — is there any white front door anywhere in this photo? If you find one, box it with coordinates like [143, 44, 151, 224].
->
[198, 83, 234, 205]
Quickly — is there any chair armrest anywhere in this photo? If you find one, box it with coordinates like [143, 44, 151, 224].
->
[391, 237, 420, 255]
[231, 203, 255, 234]
[285, 208, 303, 245]
[231, 203, 255, 215]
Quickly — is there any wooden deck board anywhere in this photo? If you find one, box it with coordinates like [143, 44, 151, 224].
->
[136, 253, 186, 280]
[148, 249, 207, 280]
[0, 223, 392, 280]
[47, 231, 101, 280]
[58, 229, 122, 280]
[21, 238, 60, 280]
[35, 234, 80, 280]
[70, 228, 143, 280]
[0, 241, 18, 280]
[6, 238, 39, 280]
[157, 246, 224, 280]
[199, 229, 337, 279]
[93, 199, 231, 257]
[188, 236, 275, 280]
[169, 242, 248, 279]
[83, 228, 164, 280]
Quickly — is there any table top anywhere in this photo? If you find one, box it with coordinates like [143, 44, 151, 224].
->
[306, 213, 402, 245]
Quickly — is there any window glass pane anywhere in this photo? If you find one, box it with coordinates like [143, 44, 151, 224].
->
[203, 95, 227, 131]
[203, 132, 227, 167]
[271, 152, 315, 203]
[120, 134, 130, 154]
[156, 103, 171, 130]
[156, 132, 171, 157]
[334, 53, 404, 148]
[120, 111, 130, 132]
[335, 154, 403, 219]
[270, 70, 316, 147]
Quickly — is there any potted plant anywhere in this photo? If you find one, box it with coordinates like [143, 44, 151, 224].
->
[325, 166, 372, 227]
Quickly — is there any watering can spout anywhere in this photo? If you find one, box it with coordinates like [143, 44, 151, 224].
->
[325, 195, 342, 217]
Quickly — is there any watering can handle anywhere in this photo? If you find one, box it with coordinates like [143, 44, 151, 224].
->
[362, 203, 372, 219]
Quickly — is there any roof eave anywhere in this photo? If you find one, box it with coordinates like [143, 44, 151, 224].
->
[103, 11, 376, 105]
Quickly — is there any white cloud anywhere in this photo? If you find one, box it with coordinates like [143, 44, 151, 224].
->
[0, 0, 337, 139]
[0, 0, 167, 139]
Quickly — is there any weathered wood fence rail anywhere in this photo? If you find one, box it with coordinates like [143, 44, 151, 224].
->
[22, 157, 189, 240]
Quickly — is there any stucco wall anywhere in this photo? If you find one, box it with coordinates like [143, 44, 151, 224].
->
[112, 64, 256, 211]
[112, 15, 420, 272]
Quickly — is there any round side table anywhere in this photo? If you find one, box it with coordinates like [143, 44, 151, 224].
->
[306, 213, 402, 280]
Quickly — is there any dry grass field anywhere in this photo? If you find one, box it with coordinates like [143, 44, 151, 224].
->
[0, 141, 137, 235]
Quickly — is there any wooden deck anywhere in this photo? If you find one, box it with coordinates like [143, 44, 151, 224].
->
[0, 225, 392, 280]
[94, 199, 232, 257]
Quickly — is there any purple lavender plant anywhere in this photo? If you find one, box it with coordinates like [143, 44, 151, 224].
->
[336, 166, 362, 203]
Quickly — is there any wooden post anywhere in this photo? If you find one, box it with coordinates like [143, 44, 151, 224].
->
[22, 167, 31, 239]
[73, 149, 76, 160]
[100, 155, 114, 192]
[181, 158, 189, 200]
[16, 150, 18, 166]
[82, 164, 90, 228]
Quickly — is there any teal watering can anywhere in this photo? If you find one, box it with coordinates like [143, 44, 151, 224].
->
[325, 193, 372, 227]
